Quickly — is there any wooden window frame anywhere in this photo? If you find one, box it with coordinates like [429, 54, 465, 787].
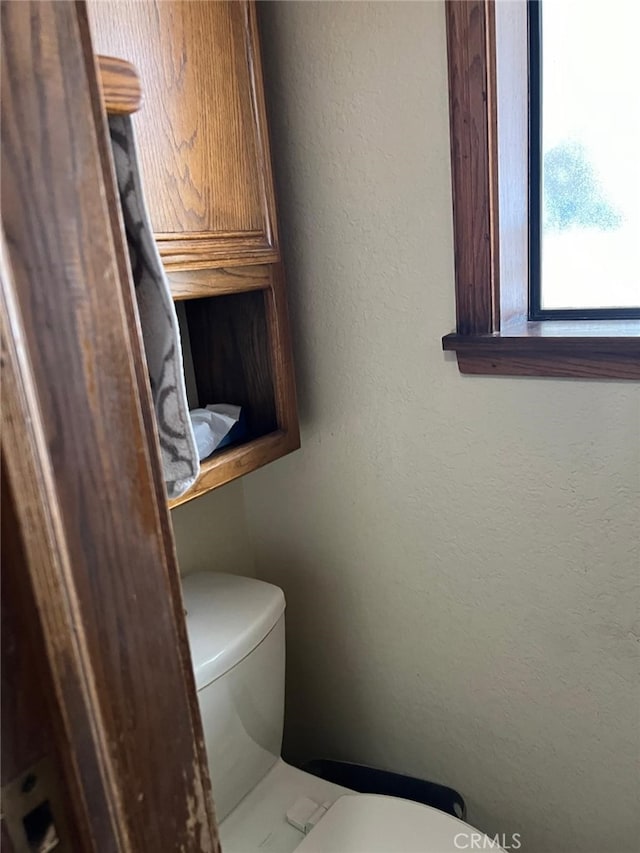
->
[441, 0, 640, 380]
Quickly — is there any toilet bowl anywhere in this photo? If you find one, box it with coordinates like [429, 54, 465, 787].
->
[182, 572, 503, 853]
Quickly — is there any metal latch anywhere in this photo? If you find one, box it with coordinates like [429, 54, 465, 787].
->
[1, 756, 71, 852]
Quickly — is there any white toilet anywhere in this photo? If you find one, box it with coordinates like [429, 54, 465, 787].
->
[182, 572, 502, 853]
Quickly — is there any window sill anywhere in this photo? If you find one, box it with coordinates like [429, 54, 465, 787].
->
[443, 320, 640, 379]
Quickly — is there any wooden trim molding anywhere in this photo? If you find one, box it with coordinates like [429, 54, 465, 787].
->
[445, 0, 499, 336]
[443, 329, 640, 379]
[245, 0, 279, 252]
[1, 3, 220, 848]
[157, 231, 279, 272]
[443, 0, 640, 379]
[1, 221, 124, 853]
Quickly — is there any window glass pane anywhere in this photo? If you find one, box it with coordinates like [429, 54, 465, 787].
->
[540, 0, 640, 311]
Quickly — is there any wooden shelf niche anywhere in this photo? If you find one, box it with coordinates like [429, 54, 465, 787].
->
[169, 265, 299, 508]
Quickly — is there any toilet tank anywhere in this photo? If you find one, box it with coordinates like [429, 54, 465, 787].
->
[182, 572, 286, 822]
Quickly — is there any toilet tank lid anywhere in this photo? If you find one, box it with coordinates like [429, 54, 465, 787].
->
[181, 572, 285, 690]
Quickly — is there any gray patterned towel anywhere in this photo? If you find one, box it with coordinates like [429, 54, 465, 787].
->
[109, 115, 199, 499]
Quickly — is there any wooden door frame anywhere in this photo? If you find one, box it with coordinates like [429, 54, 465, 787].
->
[1, 2, 219, 849]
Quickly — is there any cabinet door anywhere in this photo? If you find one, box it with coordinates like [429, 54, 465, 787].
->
[1, 2, 219, 849]
[88, 0, 279, 270]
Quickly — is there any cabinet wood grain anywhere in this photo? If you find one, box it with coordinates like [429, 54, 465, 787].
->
[88, 0, 278, 270]
[169, 264, 271, 301]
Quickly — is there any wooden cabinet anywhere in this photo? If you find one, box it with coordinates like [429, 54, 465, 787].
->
[89, 0, 278, 268]
[88, 0, 299, 506]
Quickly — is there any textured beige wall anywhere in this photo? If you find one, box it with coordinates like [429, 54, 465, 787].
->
[171, 481, 254, 577]
[240, 3, 640, 852]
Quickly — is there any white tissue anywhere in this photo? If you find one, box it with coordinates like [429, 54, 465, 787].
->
[189, 404, 241, 460]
